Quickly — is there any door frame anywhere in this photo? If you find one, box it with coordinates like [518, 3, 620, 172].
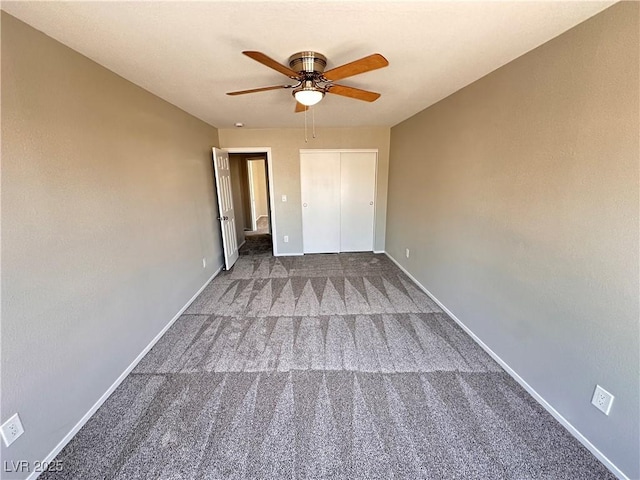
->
[226, 147, 279, 255]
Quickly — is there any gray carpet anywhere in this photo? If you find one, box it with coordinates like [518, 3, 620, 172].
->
[42, 252, 613, 479]
[238, 234, 272, 256]
[245, 216, 269, 236]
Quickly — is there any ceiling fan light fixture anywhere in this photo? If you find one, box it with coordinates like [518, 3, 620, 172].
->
[294, 88, 324, 106]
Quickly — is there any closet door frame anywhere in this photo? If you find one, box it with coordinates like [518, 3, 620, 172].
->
[300, 148, 378, 254]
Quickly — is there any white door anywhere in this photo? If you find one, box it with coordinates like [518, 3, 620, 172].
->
[212, 147, 239, 270]
[301, 152, 341, 253]
[340, 152, 376, 252]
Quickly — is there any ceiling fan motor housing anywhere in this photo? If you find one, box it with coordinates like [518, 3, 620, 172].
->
[288, 51, 327, 75]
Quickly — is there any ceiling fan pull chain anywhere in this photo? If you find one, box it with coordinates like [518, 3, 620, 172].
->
[312, 106, 316, 139]
[304, 106, 308, 143]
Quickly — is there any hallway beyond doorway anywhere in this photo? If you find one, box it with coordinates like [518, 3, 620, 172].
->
[245, 215, 269, 236]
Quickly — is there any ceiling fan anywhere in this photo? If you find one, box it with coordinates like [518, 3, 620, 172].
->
[227, 51, 389, 112]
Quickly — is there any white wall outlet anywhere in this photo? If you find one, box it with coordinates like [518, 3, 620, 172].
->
[1, 413, 25, 447]
[202, 258, 206, 268]
[591, 385, 614, 415]
[405, 248, 410, 258]
[284, 235, 289, 243]
[281, 194, 287, 202]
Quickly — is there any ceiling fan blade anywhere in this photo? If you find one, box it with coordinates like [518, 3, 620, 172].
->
[295, 102, 308, 113]
[326, 84, 381, 102]
[243, 51, 300, 78]
[322, 53, 388, 81]
[227, 85, 290, 96]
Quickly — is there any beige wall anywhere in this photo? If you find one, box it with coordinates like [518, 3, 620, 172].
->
[1, 12, 221, 476]
[219, 127, 390, 254]
[386, 3, 639, 477]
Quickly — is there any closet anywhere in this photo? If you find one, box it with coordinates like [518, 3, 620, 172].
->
[300, 150, 377, 253]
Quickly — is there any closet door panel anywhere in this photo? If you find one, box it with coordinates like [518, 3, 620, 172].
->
[340, 152, 376, 252]
[301, 152, 341, 253]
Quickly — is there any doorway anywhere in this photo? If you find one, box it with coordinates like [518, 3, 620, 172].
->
[246, 158, 270, 236]
[227, 149, 275, 256]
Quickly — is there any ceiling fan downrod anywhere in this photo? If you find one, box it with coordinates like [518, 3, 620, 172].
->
[288, 51, 327, 76]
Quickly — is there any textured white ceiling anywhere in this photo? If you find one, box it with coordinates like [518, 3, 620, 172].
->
[2, 1, 614, 129]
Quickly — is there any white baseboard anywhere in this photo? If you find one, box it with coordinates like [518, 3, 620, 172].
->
[374, 250, 385, 254]
[275, 252, 304, 257]
[27, 264, 223, 480]
[384, 251, 628, 480]
[238, 239, 246, 249]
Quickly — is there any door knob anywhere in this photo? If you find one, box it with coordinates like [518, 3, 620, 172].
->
[303, 203, 308, 207]
[370, 201, 374, 205]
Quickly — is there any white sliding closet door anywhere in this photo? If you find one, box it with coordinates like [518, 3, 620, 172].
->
[301, 150, 377, 254]
[340, 152, 376, 252]
[301, 152, 341, 253]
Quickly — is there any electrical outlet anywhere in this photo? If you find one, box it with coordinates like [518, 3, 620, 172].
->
[591, 385, 614, 415]
[284, 235, 289, 243]
[405, 248, 410, 258]
[1, 413, 25, 447]
[281, 194, 287, 202]
[202, 258, 206, 268]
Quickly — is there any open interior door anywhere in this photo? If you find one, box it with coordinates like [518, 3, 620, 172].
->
[212, 147, 239, 270]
